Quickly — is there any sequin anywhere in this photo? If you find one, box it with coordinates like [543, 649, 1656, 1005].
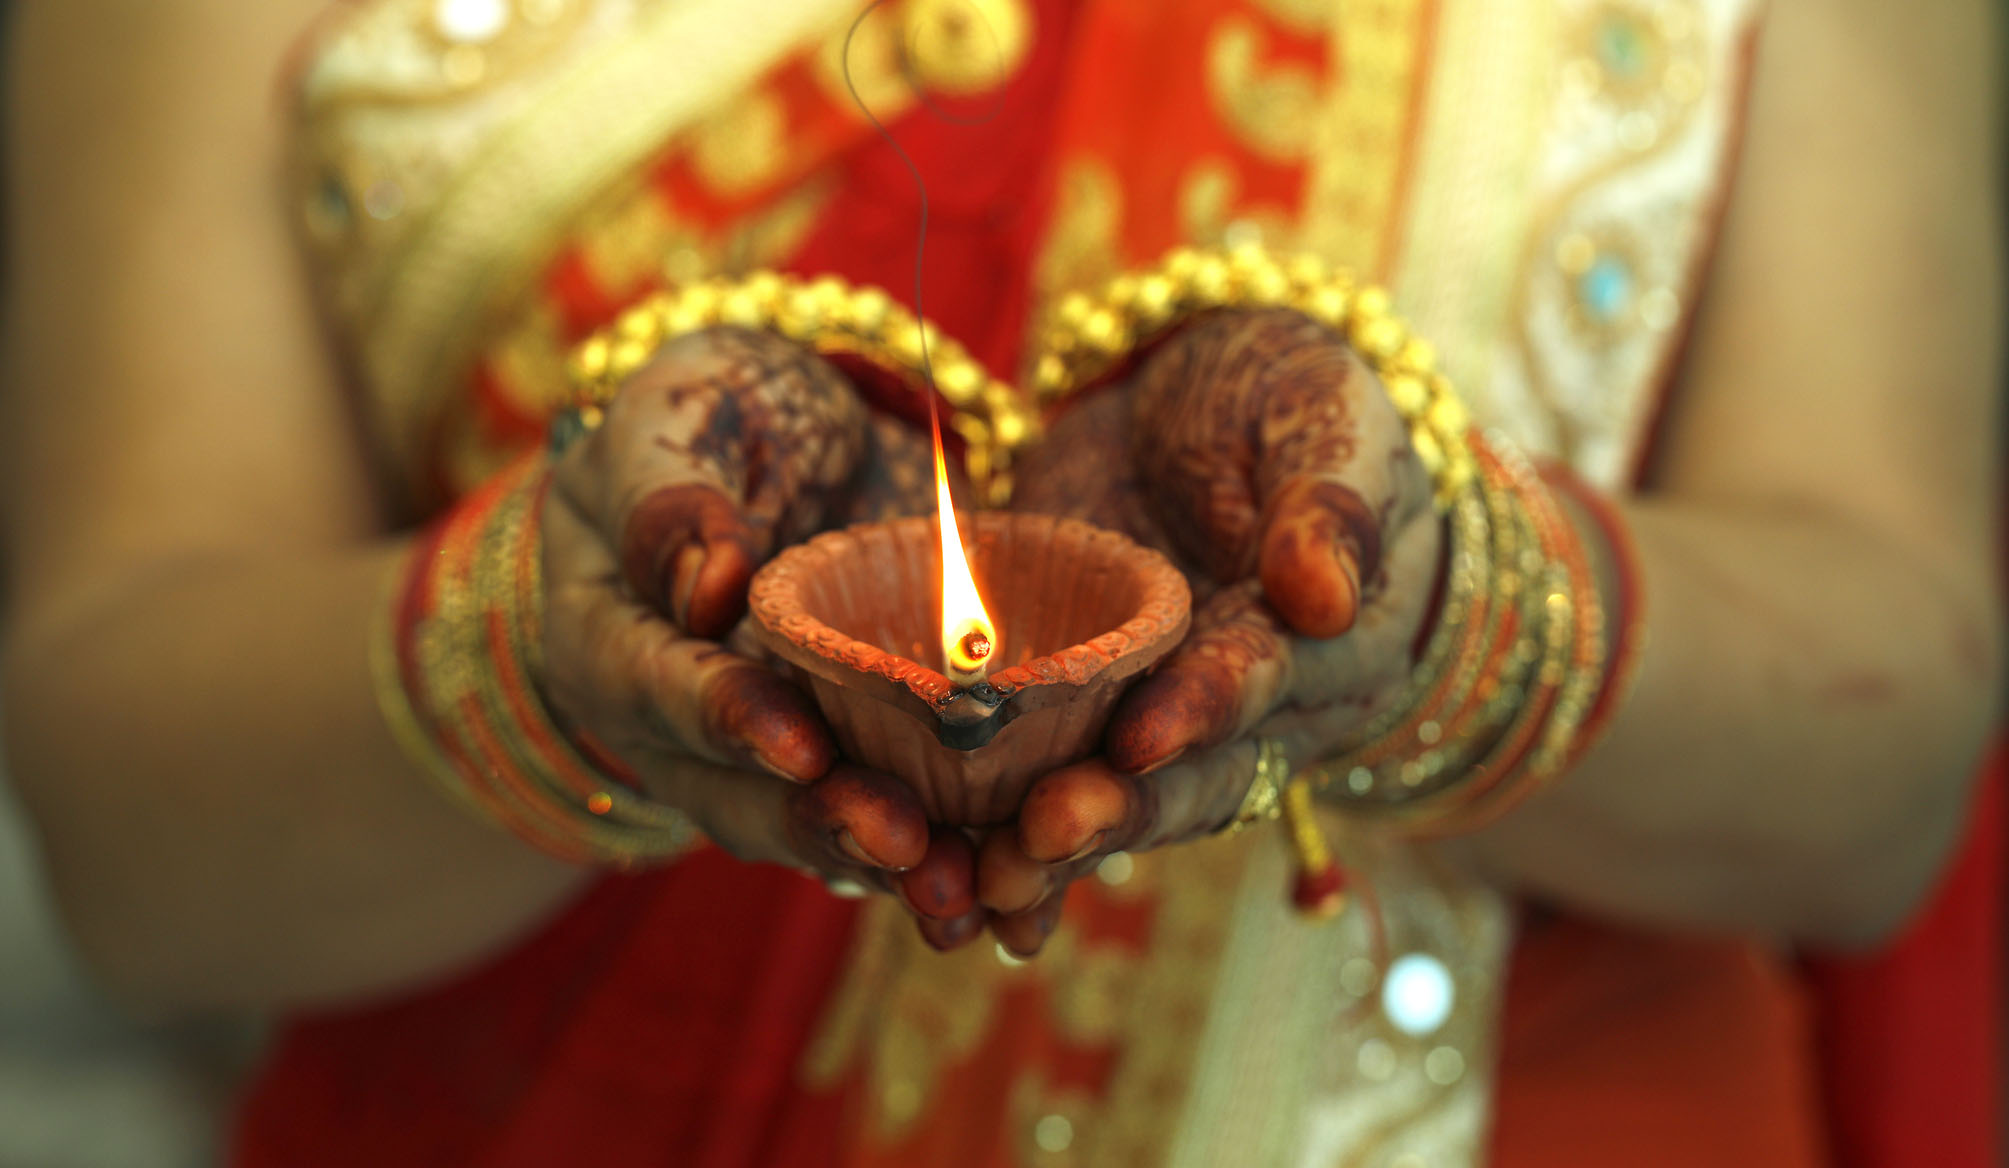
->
[364, 179, 406, 222]
[1033, 1114, 1074, 1153]
[309, 174, 352, 236]
[1383, 952, 1455, 1036]
[435, 0, 509, 44]
[442, 44, 487, 86]
[1356, 1037, 1397, 1081]
[1594, 12, 1651, 80]
[1578, 254, 1634, 322]
[1425, 1045, 1466, 1085]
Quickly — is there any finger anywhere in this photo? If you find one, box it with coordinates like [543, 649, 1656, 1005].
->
[786, 765, 930, 873]
[894, 825, 978, 920]
[990, 884, 1071, 959]
[976, 825, 1052, 915]
[1014, 759, 1157, 865]
[1106, 508, 1443, 772]
[1103, 583, 1290, 773]
[554, 329, 867, 636]
[1015, 748, 1252, 868]
[1249, 343, 1433, 637]
[548, 439, 836, 781]
[914, 907, 986, 953]
[1272, 511, 1443, 729]
[1258, 476, 1369, 638]
[628, 754, 924, 883]
[620, 482, 760, 639]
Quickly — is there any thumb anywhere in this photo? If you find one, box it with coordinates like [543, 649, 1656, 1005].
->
[1257, 476, 1376, 639]
[620, 483, 760, 639]
[571, 328, 867, 638]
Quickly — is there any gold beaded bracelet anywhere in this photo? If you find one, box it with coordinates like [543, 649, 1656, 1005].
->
[565, 273, 1041, 507]
[1029, 245, 1476, 511]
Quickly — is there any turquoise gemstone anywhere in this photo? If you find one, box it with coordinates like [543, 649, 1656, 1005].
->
[1580, 254, 1634, 321]
[1596, 15, 1650, 80]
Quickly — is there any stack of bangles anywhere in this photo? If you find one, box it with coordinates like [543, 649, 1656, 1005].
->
[374, 245, 1646, 914]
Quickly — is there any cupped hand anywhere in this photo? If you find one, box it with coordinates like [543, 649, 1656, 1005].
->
[980, 308, 1443, 954]
[538, 326, 976, 928]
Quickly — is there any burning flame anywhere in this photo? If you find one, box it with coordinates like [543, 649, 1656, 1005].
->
[934, 429, 995, 684]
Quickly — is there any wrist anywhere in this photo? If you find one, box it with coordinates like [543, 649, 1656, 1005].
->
[374, 453, 701, 868]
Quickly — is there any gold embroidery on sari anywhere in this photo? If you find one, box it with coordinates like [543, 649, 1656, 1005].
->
[435, 178, 836, 493]
[1205, 13, 1320, 162]
[294, 0, 861, 499]
[691, 89, 794, 197]
[1295, 0, 1439, 280]
[1497, 0, 1747, 480]
[800, 837, 1247, 1163]
[1249, 0, 1340, 37]
[1177, 156, 1299, 252]
[904, 0, 1034, 96]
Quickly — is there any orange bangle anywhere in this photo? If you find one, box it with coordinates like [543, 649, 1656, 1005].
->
[373, 454, 701, 867]
[1538, 463, 1647, 768]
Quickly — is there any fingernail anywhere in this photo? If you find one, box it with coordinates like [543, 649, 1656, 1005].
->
[752, 748, 797, 781]
[837, 829, 907, 872]
[668, 544, 706, 627]
[1133, 746, 1186, 776]
[1060, 830, 1108, 865]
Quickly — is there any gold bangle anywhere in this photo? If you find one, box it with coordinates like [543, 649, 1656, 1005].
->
[1029, 244, 1476, 510]
[565, 273, 1041, 508]
[380, 455, 702, 867]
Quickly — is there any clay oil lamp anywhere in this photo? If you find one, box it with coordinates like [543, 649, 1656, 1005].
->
[749, 436, 1191, 827]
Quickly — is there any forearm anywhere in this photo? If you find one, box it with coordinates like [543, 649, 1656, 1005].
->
[1, 543, 589, 1015]
[1471, 497, 2002, 946]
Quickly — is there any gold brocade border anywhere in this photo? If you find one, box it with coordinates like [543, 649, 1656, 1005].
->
[1297, 0, 1441, 282]
[799, 836, 1249, 1163]
[353, 0, 860, 490]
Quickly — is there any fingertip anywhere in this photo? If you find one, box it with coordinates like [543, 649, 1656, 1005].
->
[915, 909, 985, 953]
[680, 539, 757, 639]
[899, 827, 978, 920]
[707, 668, 835, 782]
[619, 484, 756, 630]
[1104, 671, 1221, 774]
[1018, 762, 1131, 865]
[991, 887, 1069, 959]
[1261, 537, 1358, 639]
[793, 766, 929, 872]
[976, 829, 1048, 915]
[1258, 477, 1376, 639]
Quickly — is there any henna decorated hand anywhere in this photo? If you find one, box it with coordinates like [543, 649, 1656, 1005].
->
[540, 327, 976, 930]
[976, 308, 1443, 954]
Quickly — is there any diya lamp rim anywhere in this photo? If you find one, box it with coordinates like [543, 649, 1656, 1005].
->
[745, 510, 1193, 724]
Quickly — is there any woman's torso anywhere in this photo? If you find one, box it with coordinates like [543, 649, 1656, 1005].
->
[241, 3, 1827, 1166]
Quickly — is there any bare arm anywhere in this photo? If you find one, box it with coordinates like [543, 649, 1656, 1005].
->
[3, 2, 958, 1015]
[0, 1, 592, 1013]
[1471, 0, 2004, 945]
